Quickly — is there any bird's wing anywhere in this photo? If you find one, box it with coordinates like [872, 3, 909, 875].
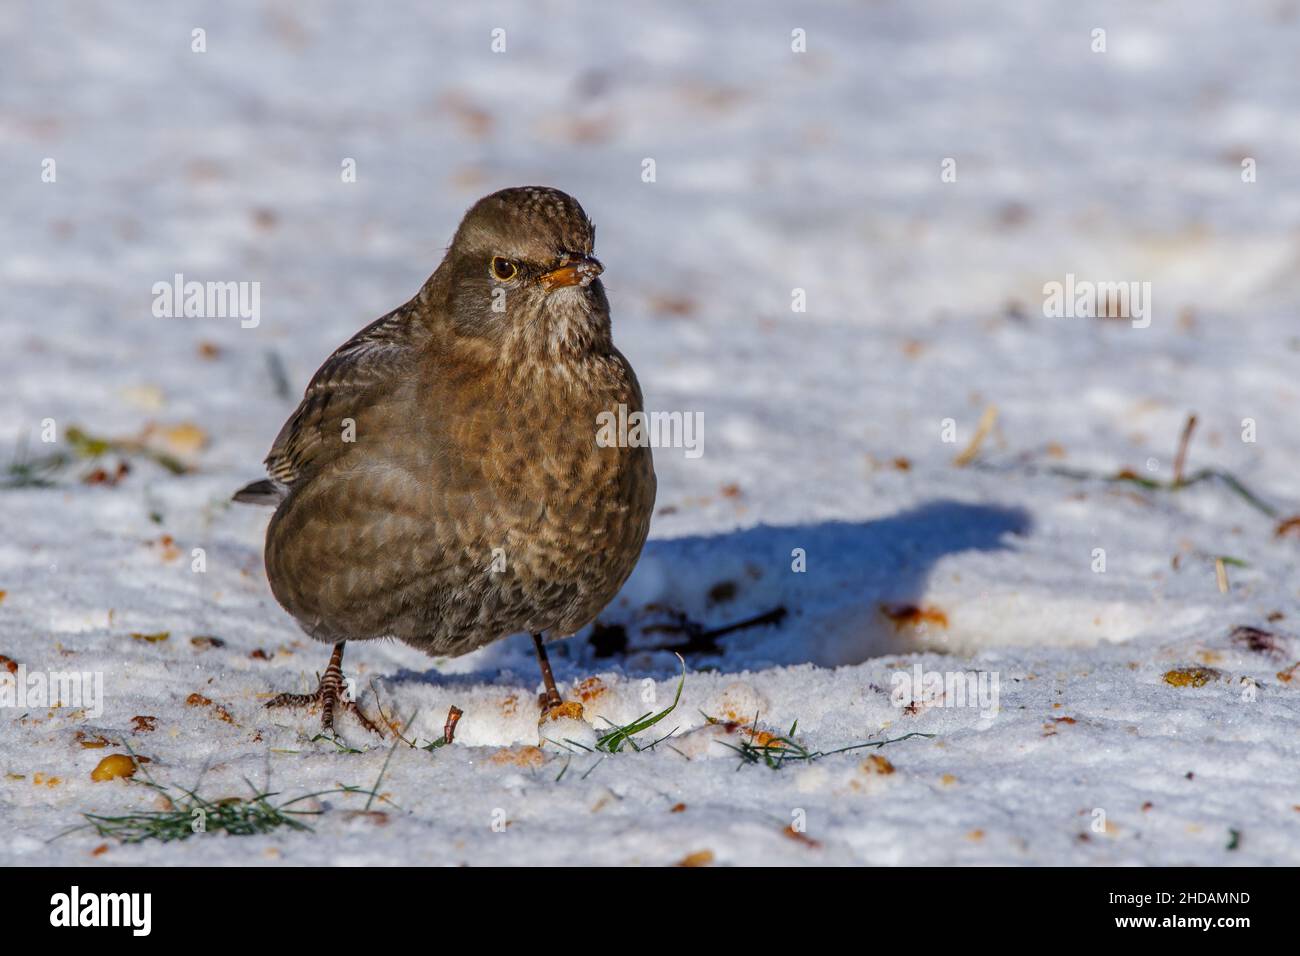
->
[263, 302, 426, 489]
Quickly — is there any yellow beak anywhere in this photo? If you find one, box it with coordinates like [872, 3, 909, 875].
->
[540, 255, 603, 292]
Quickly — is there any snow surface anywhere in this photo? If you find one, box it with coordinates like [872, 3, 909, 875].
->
[3, 0, 1300, 865]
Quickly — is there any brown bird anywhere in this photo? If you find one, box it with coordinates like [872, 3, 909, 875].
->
[235, 186, 656, 735]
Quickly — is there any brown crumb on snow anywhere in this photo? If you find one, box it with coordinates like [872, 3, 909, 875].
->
[89, 754, 137, 782]
[490, 746, 546, 768]
[142, 421, 208, 458]
[675, 849, 714, 867]
[573, 676, 607, 703]
[1274, 515, 1300, 539]
[83, 461, 131, 486]
[1230, 625, 1288, 660]
[539, 700, 584, 723]
[184, 693, 234, 724]
[130, 631, 170, 644]
[343, 810, 389, 826]
[880, 603, 949, 631]
[783, 825, 821, 848]
[862, 754, 895, 775]
[1163, 666, 1222, 688]
[716, 721, 790, 750]
[150, 535, 181, 563]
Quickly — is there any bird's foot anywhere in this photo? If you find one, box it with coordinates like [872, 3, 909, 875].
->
[536, 696, 591, 752]
[267, 683, 384, 737]
[537, 688, 565, 717]
[532, 632, 578, 723]
[266, 642, 383, 737]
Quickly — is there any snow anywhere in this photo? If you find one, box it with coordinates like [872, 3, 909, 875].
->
[3, 0, 1300, 865]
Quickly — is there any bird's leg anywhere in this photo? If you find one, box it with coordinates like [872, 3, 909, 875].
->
[532, 633, 565, 715]
[266, 641, 383, 737]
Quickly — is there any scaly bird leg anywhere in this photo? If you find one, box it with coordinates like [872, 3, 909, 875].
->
[532, 632, 565, 715]
[266, 641, 383, 737]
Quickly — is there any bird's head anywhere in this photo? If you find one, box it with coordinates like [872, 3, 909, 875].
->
[438, 186, 611, 359]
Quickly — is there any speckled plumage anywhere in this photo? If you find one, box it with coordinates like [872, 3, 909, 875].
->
[241, 187, 655, 662]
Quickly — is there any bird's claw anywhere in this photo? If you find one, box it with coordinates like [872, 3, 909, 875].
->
[267, 687, 384, 737]
[266, 649, 384, 738]
[537, 689, 565, 717]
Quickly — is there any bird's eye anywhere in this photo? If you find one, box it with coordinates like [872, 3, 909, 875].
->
[491, 257, 518, 281]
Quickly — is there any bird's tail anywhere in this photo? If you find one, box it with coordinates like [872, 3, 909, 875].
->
[232, 478, 286, 506]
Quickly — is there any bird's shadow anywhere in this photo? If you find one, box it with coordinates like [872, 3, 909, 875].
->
[390, 499, 1032, 687]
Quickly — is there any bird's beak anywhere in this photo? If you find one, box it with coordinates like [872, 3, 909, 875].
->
[540, 255, 603, 292]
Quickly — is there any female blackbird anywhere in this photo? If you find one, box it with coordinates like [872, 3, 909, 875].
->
[235, 187, 656, 734]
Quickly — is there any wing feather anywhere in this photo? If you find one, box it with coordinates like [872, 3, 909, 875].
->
[263, 303, 426, 489]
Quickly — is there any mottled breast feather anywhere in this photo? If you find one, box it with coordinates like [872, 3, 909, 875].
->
[260, 307, 655, 657]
